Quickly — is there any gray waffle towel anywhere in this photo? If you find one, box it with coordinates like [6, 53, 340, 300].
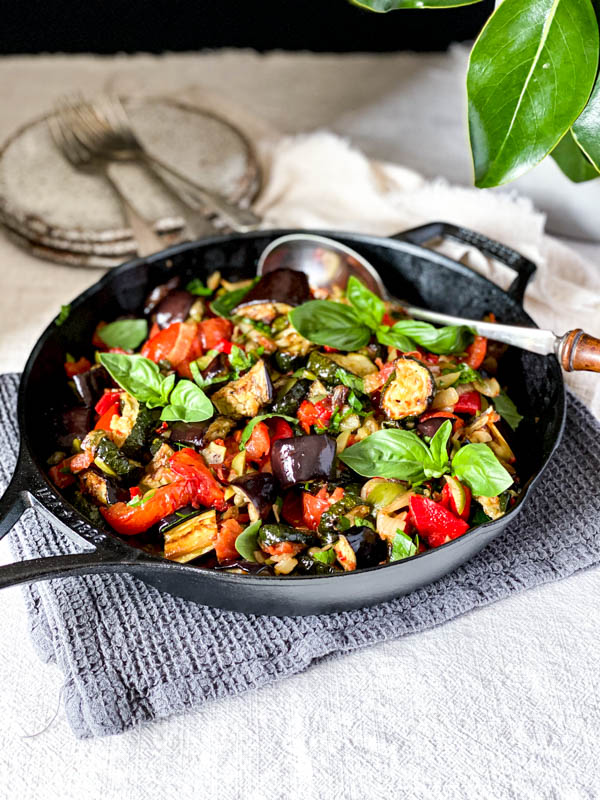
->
[1, 373, 599, 738]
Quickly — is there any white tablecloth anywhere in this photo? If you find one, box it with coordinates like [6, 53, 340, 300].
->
[0, 51, 599, 800]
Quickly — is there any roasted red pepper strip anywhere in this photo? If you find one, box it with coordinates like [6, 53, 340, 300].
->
[214, 518, 243, 563]
[265, 417, 294, 445]
[94, 400, 120, 431]
[94, 390, 122, 416]
[302, 486, 345, 531]
[409, 495, 469, 548]
[463, 335, 487, 369]
[245, 422, 270, 462]
[297, 399, 333, 433]
[453, 390, 481, 415]
[101, 448, 226, 535]
[64, 357, 92, 378]
[198, 317, 233, 351]
[213, 338, 233, 354]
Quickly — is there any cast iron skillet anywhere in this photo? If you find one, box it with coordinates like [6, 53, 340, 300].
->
[0, 222, 565, 615]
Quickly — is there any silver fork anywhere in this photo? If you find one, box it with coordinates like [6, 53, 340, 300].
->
[65, 94, 262, 234]
[49, 106, 164, 257]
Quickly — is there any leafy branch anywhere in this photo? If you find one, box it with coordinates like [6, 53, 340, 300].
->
[350, 0, 600, 188]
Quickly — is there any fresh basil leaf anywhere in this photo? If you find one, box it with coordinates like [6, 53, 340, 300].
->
[98, 319, 148, 350]
[289, 300, 371, 351]
[427, 419, 452, 474]
[493, 391, 523, 431]
[234, 520, 262, 562]
[55, 304, 71, 327]
[312, 548, 336, 565]
[552, 130, 600, 183]
[451, 443, 513, 497]
[229, 344, 254, 375]
[471, 507, 492, 526]
[452, 362, 482, 384]
[185, 278, 213, 296]
[391, 320, 474, 354]
[239, 413, 298, 449]
[99, 353, 165, 406]
[210, 278, 259, 318]
[334, 368, 365, 395]
[346, 276, 385, 329]
[160, 379, 213, 422]
[467, 0, 599, 188]
[351, 0, 483, 9]
[376, 325, 415, 353]
[390, 530, 417, 562]
[156, 372, 176, 409]
[339, 429, 430, 482]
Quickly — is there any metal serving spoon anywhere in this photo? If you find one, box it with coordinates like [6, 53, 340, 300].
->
[257, 233, 600, 374]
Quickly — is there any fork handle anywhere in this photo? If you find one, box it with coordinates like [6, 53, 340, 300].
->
[557, 330, 600, 373]
[102, 168, 163, 256]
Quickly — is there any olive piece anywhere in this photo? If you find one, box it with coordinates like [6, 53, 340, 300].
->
[344, 526, 387, 568]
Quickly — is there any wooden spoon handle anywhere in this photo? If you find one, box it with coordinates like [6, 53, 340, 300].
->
[557, 329, 600, 372]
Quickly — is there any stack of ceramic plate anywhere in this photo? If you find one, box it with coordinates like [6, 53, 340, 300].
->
[0, 97, 261, 268]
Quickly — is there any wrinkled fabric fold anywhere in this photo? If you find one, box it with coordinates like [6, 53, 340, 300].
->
[1, 373, 599, 738]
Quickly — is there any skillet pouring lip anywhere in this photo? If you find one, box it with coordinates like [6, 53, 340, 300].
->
[14, 227, 566, 591]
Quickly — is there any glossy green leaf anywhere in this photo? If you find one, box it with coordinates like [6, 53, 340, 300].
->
[339, 429, 431, 482]
[573, 69, 600, 172]
[99, 353, 166, 407]
[160, 380, 214, 423]
[492, 391, 524, 431]
[234, 520, 262, 562]
[346, 276, 385, 329]
[451, 443, 513, 496]
[239, 413, 298, 449]
[289, 300, 371, 351]
[467, 0, 599, 188]
[390, 531, 417, 563]
[552, 130, 600, 183]
[350, 0, 483, 10]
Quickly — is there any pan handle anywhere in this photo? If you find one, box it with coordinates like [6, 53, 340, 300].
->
[394, 221, 536, 306]
[0, 451, 143, 590]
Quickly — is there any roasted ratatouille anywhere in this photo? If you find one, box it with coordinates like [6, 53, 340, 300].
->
[49, 267, 524, 576]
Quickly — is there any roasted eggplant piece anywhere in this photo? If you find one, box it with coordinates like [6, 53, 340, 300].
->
[297, 553, 338, 575]
[201, 352, 230, 385]
[71, 490, 105, 527]
[154, 290, 195, 329]
[211, 359, 273, 418]
[158, 504, 203, 533]
[168, 421, 209, 448]
[344, 526, 387, 568]
[79, 467, 128, 506]
[258, 523, 315, 549]
[163, 508, 217, 563]
[56, 407, 94, 448]
[214, 560, 273, 575]
[416, 416, 448, 439]
[271, 379, 311, 417]
[233, 268, 310, 323]
[231, 473, 278, 521]
[73, 365, 110, 407]
[143, 276, 180, 315]
[380, 357, 434, 420]
[271, 434, 337, 490]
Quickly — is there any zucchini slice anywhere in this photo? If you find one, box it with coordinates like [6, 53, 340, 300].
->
[380, 357, 434, 420]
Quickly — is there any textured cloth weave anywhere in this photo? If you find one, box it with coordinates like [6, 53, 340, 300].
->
[1, 373, 599, 738]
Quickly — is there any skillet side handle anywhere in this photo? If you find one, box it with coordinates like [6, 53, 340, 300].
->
[558, 329, 600, 373]
[394, 221, 537, 306]
[0, 550, 140, 590]
[0, 471, 32, 541]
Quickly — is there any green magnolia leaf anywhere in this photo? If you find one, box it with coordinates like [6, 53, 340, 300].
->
[390, 531, 418, 563]
[235, 520, 262, 562]
[493, 391, 524, 431]
[239, 414, 298, 449]
[210, 278, 258, 317]
[289, 300, 371, 351]
[427, 419, 452, 474]
[389, 320, 474, 354]
[351, 0, 483, 10]
[552, 130, 600, 183]
[467, 0, 599, 188]
[339, 429, 431, 482]
[160, 379, 214, 422]
[346, 276, 385, 329]
[451, 443, 513, 496]
[99, 353, 166, 406]
[572, 69, 600, 172]
[98, 319, 148, 350]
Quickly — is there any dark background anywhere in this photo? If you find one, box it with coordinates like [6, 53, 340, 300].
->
[2, 0, 494, 54]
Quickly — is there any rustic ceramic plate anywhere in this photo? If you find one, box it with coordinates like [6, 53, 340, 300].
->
[0, 96, 261, 266]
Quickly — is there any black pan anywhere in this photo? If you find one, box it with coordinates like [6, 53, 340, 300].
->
[0, 222, 565, 615]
